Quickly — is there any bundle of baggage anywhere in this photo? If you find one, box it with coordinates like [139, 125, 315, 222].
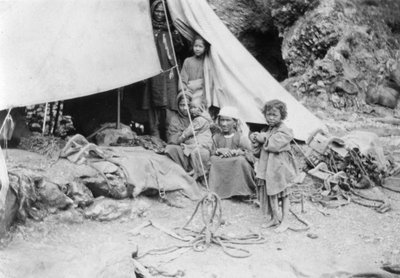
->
[302, 129, 399, 213]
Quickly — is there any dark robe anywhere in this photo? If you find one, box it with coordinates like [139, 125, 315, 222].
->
[165, 95, 211, 180]
[209, 132, 256, 199]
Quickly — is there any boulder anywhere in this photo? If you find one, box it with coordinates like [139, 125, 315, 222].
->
[84, 197, 135, 221]
[35, 178, 74, 209]
[6, 168, 74, 223]
[0, 187, 18, 238]
[366, 85, 400, 109]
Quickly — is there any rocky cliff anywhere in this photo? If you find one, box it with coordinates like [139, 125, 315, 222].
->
[209, 0, 400, 113]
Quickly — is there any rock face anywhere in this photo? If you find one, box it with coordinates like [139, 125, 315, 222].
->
[278, 0, 400, 110]
[211, 0, 400, 111]
[209, 0, 289, 81]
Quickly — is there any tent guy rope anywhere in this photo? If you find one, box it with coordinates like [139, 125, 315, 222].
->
[161, 0, 210, 191]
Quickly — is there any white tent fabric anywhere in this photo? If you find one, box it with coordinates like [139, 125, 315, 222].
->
[168, 0, 325, 141]
[0, 0, 325, 141]
[0, 0, 161, 110]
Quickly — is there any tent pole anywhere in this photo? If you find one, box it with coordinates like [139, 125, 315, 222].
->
[117, 88, 122, 129]
[161, 0, 210, 191]
[42, 102, 48, 135]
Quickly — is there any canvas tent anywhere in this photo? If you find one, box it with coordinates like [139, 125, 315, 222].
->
[0, 0, 162, 110]
[0, 0, 325, 141]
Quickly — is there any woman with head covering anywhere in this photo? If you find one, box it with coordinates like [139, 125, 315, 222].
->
[165, 92, 212, 184]
[208, 106, 256, 199]
[141, 0, 183, 141]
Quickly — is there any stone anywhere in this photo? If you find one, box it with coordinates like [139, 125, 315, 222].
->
[36, 179, 74, 210]
[366, 85, 400, 108]
[0, 187, 18, 238]
[54, 209, 84, 224]
[84, 197, 134, 221]
[333, 79, 358, 95]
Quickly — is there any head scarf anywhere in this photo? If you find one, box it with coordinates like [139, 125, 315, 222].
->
[151, 0, 169, 30]
[218, 106, 249, 135]
[218, 106, 239, 120]
[176, 91, 192, 117]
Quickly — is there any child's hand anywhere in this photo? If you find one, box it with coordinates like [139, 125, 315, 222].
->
[249, 132, 258, 143]
[255, 133, 266, 143]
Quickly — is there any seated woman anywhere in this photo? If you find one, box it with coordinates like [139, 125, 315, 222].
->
[165, 92, 212, 183]
[208, 106, 256, 199]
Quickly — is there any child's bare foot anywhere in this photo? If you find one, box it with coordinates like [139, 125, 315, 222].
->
[261, 218, 280, 229]
[275, 220, 289, 233]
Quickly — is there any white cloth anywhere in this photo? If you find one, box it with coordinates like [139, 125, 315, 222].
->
[0, 0, 161, 110]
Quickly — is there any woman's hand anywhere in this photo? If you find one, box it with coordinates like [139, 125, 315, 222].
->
[216, 148, 240, 158]
[216, 148, 229, 157]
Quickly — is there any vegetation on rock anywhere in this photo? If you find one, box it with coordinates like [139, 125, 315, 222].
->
[211, 0, 400, 112]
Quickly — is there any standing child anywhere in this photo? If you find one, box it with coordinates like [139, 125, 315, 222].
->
[180, 35, 210, 104]
[250, 99, 297, 232]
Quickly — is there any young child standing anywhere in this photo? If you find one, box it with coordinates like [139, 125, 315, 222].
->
[180, 35, 210, 103]
[250, 99, 297, 233]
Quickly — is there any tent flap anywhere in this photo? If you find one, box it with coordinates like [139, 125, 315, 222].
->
[167, 0, 325, 140]
[0, 0, 161, 110]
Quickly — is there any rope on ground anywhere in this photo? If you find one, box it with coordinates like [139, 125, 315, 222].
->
[288, 209, 311, 232]
[132, 192, 267, 263]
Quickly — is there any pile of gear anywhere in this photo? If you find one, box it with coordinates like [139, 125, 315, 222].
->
[112, 135, 166, 154]
[298, 129, 400, 213]
[19, 134, 65, 159]
[88, 122, 166, 153]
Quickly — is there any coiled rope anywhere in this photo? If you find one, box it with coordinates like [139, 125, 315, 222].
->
[135, 192, 267, 260]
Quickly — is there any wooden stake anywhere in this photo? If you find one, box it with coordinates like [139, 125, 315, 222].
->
[117, 88, 123, 129]
[42, 102, 48, 135]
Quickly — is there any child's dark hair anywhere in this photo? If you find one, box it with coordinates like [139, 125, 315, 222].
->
[192, 35, 210, 53]
[262, 99, 288, 120]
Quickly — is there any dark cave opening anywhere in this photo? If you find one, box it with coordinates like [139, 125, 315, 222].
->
[239, 28, 288, 82]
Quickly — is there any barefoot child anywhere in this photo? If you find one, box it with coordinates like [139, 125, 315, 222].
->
[180, 35, 210, 103]
[250, 99, 297, 232]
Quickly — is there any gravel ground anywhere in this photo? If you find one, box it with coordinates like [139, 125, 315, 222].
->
[1, 117, 400, 278]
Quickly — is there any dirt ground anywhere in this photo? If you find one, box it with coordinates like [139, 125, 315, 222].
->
[1, 114, 400, 278]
